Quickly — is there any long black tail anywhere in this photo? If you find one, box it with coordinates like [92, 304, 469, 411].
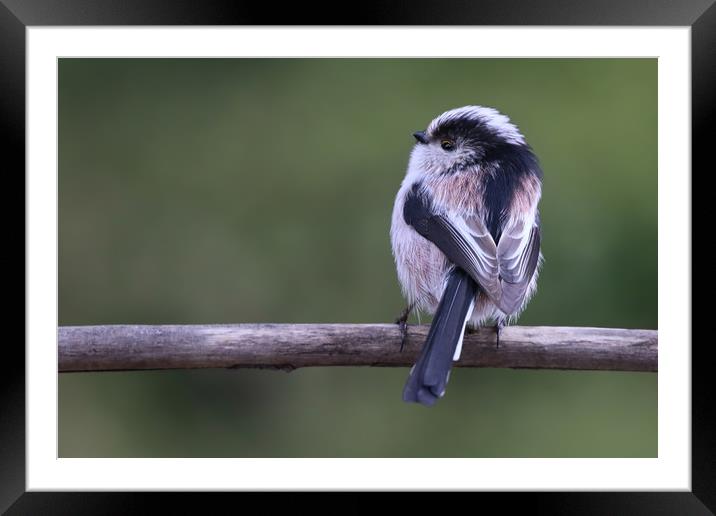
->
[403, 268, 478, 406]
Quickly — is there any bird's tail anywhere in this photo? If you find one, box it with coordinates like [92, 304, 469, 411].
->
[402, 268, 477, 406]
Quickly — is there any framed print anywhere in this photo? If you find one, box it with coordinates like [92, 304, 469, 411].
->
[4, 0, 711, 513]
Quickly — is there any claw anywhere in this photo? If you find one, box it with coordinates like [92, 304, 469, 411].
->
[398, 320, 408, 352]
[395, 303, 414, 352]
[495, 320, 505, 349]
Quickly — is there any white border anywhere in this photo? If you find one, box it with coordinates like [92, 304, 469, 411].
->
[27, 27, 690, 490]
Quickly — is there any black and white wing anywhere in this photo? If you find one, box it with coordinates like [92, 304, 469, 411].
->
[403, 184, 501, 304]
[403, 183, 540, 315]
[495, 215, 541, 315]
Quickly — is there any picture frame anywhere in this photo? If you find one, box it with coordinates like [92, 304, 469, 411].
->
[4, 0, 709, 512]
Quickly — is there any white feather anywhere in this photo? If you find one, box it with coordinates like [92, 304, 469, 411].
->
[427, 105, 526, 145]
[453, 299, 475, 361]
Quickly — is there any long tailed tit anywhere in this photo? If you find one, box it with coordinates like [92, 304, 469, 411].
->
[390, 106, 543, 406]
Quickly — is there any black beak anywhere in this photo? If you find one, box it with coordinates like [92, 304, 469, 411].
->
[413, 131, 428, 144]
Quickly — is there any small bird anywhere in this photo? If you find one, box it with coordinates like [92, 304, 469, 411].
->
[390, 106, 543, 406]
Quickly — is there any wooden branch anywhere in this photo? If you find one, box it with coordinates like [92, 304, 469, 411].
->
[58, 324, 657, 373]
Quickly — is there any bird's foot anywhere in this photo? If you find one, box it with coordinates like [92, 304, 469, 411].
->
[495, 321, 505, 349]
[395, 303, 414, 352]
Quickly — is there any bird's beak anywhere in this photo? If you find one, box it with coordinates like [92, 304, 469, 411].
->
[413, 131, 428, 144]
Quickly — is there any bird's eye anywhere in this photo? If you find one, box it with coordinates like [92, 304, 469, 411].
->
[441, 140, 455, 151]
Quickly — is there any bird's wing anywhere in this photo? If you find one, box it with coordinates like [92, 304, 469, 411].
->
[403, 184, 501, 304]
[496, 215, 541, 315]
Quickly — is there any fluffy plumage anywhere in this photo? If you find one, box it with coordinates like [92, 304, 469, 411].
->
[391, 105, 543, 406]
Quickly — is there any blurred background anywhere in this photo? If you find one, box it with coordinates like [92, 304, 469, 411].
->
[59, 58, 657, 457]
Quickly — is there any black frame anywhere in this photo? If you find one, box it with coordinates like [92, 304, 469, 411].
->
[4, 1, 710, 513]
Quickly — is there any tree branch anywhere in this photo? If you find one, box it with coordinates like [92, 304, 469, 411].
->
[58, 324, 657, 373]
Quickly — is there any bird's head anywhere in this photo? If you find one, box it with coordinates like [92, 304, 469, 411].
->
[409, 105, 526, 177]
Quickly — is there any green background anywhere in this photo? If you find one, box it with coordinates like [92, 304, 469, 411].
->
[59, 59, 657, 457]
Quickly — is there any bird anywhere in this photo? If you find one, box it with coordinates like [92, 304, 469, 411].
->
[390, 105, 543, 406]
